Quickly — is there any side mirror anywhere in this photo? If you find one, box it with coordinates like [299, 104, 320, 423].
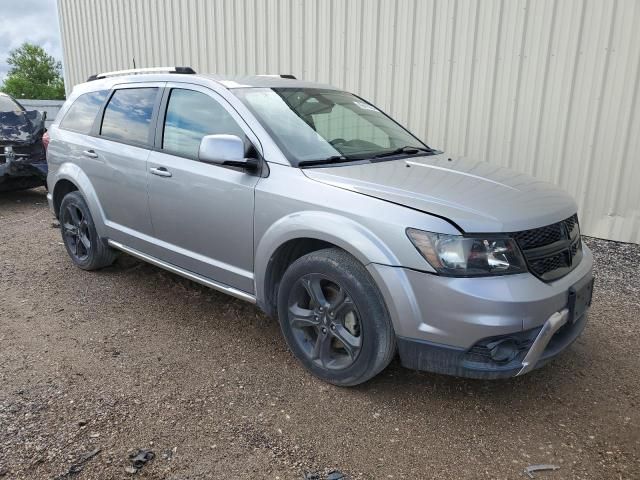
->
[198, 134, 256, 169]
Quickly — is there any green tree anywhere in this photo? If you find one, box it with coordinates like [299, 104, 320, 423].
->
[0, 43, 65, 100]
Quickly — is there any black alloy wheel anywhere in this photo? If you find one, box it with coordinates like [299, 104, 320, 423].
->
[61, 202, 92, 262]
[59, 191, 116, 270]
[277, 248, 396, 386]
[287, 273, 362, 370]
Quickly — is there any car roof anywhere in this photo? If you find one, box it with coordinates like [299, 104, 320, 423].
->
[73, 72, 340, 95]
[199, 74, 338, 90]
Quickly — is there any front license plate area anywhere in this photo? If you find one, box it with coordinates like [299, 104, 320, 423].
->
[568, 278, 594, 323]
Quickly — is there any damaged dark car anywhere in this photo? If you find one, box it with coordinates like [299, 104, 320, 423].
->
[0, 92, 48, 192]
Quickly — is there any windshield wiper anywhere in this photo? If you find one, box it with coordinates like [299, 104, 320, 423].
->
[299, 155, 365, 167]
[299, 146, 436, 167]
[372, 146, 436, 159]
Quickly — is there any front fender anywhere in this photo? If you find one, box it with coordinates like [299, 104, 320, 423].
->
[254, 210, 400, 304]
[52, 162, 108, 237]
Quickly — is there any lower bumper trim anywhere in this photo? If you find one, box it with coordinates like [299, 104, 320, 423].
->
[397, 309, 588, 380]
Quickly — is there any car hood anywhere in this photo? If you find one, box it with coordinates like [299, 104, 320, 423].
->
[0, 110, 45, 145]
[302, 154, 577, 233]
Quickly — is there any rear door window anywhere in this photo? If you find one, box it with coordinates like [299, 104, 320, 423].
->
[100, 88, 158, 145]
[162, 88, 245, 160]
[59, 90, 108, 133]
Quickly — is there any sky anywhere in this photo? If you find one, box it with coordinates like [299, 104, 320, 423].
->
[0, 0, 63, 82]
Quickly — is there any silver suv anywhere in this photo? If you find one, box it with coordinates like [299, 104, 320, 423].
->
[47, 67, 594, 386]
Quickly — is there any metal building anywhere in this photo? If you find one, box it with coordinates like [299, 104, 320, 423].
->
[57, 0, 640, 243]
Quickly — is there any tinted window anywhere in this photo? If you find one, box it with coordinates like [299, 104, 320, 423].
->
[100, 88, 158, 144]
[60, 90, 108, 133]
[162, 89, 245, 159]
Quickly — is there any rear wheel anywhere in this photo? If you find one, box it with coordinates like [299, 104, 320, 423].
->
[277, 248, 395, 386]
[59, 191, 116, 270]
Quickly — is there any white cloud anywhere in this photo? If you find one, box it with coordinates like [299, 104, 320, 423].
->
[0, 0, 63, 82]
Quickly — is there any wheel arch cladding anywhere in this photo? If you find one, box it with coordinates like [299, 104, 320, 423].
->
[254, 211, 400, 317]
[260, 237, 336, 317]
[52, 179, 78, 217]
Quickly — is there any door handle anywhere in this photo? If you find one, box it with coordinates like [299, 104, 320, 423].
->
[150, 166, 172, 177]
[82, 150, 98, 158]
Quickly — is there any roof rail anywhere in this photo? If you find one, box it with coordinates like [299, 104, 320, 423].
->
[87, 66, 196, 82]
[257, 74, 297, 80]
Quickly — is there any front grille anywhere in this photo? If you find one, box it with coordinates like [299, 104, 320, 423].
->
[513, 214, 582, 282]
[513, 222, 564, 249]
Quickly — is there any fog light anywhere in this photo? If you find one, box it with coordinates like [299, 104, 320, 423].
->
[487, 338, 519, 363]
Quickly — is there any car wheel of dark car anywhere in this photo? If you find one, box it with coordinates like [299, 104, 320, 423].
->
[277, 248, 396, 386]
[59, 191, 116, 270]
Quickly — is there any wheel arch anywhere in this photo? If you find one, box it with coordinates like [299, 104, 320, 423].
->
[255, 211, 400, 317]
[51, 163, 107, 236]
[52, 179, 78, 218]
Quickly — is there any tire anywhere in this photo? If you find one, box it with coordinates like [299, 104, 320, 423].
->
[59, 191, 116, 270]
[277, 248, 395, 386]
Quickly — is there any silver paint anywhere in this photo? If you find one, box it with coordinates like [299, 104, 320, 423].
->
[198, 134, 246, 165]
[47, 73, 593, 364]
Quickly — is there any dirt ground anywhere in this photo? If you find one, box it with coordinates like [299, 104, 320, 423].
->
[0, 188, 639, 480]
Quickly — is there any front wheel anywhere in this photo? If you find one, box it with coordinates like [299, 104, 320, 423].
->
[277, 248, 395, 386]
[59, 191, 116, 270]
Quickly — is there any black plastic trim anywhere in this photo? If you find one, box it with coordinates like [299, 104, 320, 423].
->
[396, 311, 588, 380]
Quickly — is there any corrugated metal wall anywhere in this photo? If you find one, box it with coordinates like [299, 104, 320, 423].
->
[58, 0, 640, 243]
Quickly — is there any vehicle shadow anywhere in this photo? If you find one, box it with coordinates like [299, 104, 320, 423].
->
[0, 186, 48, 206]
[363, 352, 586, 401]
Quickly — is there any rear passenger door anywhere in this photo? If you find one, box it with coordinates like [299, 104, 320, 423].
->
[146, 84, 260, 293]
[88, 83, 163, 250]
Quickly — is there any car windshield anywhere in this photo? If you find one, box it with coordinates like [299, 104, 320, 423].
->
[234, 88, 430, 166]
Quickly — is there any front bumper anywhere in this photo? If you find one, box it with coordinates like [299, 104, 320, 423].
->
[396, 308, 588, 379]
[367, 243, 594, 379]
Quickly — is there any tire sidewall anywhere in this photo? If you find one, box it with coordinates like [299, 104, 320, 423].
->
[277, 249, 394, 386]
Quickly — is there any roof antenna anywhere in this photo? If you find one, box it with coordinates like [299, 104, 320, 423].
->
[132, 57, 136, 69]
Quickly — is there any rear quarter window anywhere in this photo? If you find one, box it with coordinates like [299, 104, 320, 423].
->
[59, 90, 108, 134]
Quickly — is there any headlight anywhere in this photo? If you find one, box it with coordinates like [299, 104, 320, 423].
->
[406, 228, 527, 276]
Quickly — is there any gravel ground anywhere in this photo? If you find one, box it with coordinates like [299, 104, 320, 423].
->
[0, 188, 639, 479]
